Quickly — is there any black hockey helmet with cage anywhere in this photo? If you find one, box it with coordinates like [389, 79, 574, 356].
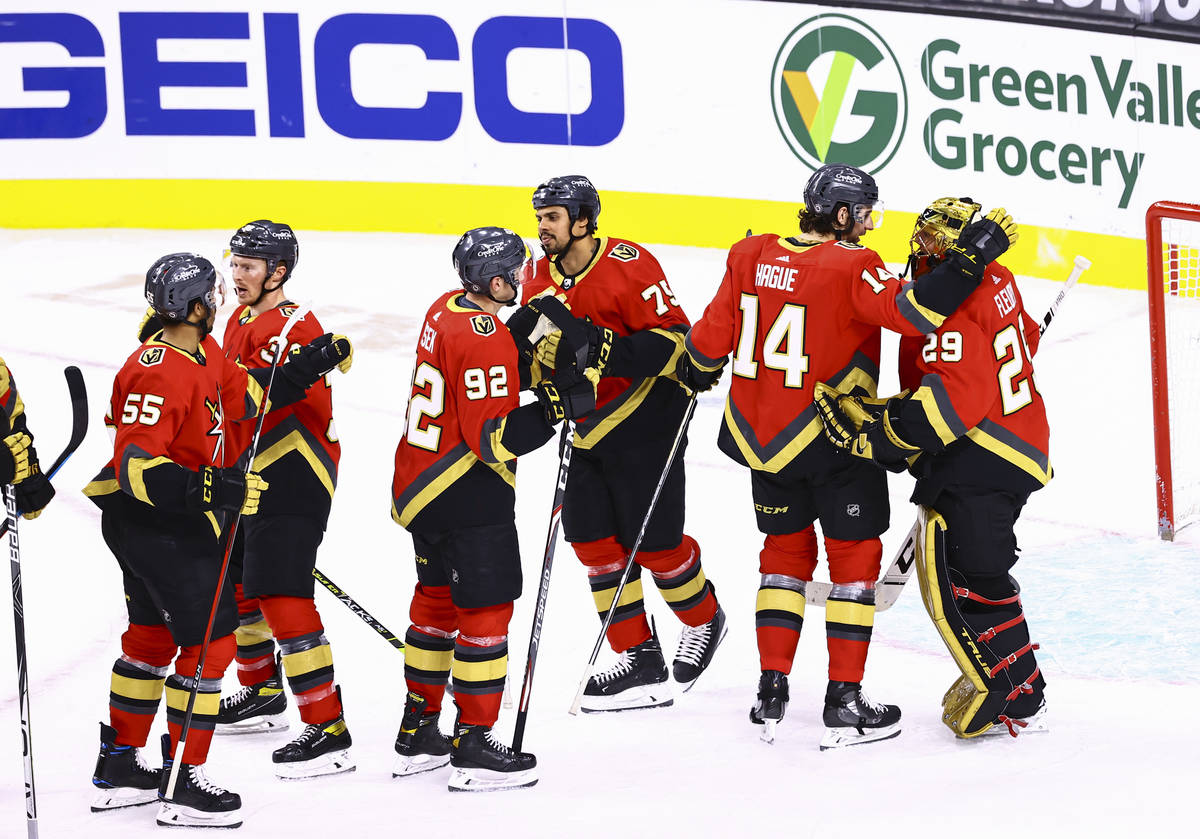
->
[532, 175, 601, 234]
[803, 163, 881, 224]
[144, 252, 223, 323]
[229, 219, 299, 282]
[452, 227, 527, 303]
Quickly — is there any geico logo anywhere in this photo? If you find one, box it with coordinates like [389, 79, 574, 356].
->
[0, 12, 624, 146]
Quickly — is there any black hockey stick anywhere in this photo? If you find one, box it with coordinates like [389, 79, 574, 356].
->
[164, 306, 309, 801]
[568, 395, 697, 715]
[513, 422, 574, 750]
[312, 567, 403, 650]
[4, 365, 88, 838]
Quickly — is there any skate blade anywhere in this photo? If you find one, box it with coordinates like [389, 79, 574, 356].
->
[819, 722, 901, 751]
[91, 786, 160, 812]
[678, 625, 730, 694]
[392, 752, 451, 777]
[580, 696, 673, 713]
[156, 801, 243, 829]
[215, 714, 289, 736]
[448, 766, 538, 792]
[580, 683, 674, 713]
[760, 719, 777, 745]
[274, 749, 356, 780]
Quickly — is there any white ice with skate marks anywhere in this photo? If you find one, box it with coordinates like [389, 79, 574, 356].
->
[0, 230, 1197, 838]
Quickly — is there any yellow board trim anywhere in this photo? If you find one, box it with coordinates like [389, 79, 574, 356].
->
[0, 180, 1143, 290]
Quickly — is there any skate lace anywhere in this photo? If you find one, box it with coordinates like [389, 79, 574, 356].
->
[219, 685, 252, 710]
[675, 622, 712, 666]
[134, 749, 156, 775]
[594, 650, 635, 684]
[484, 729, 514, 756]
[188, 765, 229, 796]
[292, 723, 323, 745]
[854, 689, 887, 718]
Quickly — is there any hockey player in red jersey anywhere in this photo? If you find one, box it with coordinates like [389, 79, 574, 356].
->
[521, 175, 727, 712]
[84, 253, 352, 827]
[1, 358, 55, 518]
[213, 220, 355, 780]
[391, 227, 596, 791]
[681, 164, 1017, 749]
[816, 196, 1049, 739]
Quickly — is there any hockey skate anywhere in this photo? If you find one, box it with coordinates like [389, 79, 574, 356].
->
[156, 734, 242, 829]
[91, 722, 161, 812]
[215, 674, 288, 735]
[748, 670, 789, 745]
[272, 711, 355, 780]
[581, 631, 673, 713]
[448, 724, 537, 792]
[673, 605, 728, 691]
[393, 692, 452, 777]
[819, 680, 901, 751]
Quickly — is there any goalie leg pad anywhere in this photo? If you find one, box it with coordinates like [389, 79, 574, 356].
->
[914, 507, 1043, 738]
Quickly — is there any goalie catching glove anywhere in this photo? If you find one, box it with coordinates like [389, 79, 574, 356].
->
[185, 466, 269, 516]
[944, 208, 1019, 277]
[281, 333, 353, 389]
[813, 381, 919, 472]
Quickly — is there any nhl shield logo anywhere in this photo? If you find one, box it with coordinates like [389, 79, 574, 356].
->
[139, 346, 165, 367]
[470, 315, 496, 336]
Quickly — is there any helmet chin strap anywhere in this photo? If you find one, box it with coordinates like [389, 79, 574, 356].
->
[247, 273, 286, 309]
[550, 226, 598, 278]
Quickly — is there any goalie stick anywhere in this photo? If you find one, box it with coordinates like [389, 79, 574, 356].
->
[807, 254, 1089, 613]
[4, 365, 88, 838]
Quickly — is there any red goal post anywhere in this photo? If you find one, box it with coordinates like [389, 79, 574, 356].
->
[1147, 201, 1200, 541]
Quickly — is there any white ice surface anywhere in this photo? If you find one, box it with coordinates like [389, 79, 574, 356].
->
[1, 230, 1197, 838]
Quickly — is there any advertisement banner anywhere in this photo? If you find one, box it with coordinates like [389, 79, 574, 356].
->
[1, 0, 1196, 287]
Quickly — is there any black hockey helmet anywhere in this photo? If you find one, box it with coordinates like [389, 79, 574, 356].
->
[229, 219, 299, 282]
[144, 252, 223, 323]
[802, 164, 883, 228]
[532, 175, 601, 234]
[452, 227, 527, 305]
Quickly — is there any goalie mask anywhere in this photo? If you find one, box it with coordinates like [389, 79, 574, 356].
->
[229, 219, 299, 283]
[452, 227, 527, 306]
[532, 175, 601, 236]
[802, 164, 884, 234]
[911, 197, 982, 260]
[145, 252, 224, 332]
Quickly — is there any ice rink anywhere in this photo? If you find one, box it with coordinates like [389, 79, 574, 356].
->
[1, 228, 1197, 837]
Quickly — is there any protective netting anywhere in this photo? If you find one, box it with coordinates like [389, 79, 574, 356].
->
[1158, 214, 1200, 535]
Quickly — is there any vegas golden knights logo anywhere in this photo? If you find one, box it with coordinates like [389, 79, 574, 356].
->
[139, 346, 165, 367]
[609, 243, 640, 262]
[470, 315, 496, 336]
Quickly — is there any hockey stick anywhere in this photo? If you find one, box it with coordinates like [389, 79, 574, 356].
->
[513, 422, 574, 750]
[1040, 255, 1091, 335]
[165, 305, 310, 801]
[312, 567, 403, 650]
[568, 395, 697, 716]
[4, 365, 88, 838]
[807, 255, 1091, 613]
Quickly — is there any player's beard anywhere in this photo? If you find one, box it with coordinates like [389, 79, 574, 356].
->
[540, 233, 566, 256]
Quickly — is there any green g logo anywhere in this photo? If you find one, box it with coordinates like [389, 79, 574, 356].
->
[771, 14, 907, 174]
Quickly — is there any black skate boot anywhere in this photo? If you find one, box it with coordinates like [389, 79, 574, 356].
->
[156, 734, 242, 829]
[673, 605, 728, 691]
[448, 723, 537, 792]
[215, 673, 288, 735]
[749, 671, 789, 744]
[271, 688, 355, 780]
[91, 722, 161, 812]
[393, 691, 452, 777]
[820, 680, 901, 750]
[581, 629, 672, 713]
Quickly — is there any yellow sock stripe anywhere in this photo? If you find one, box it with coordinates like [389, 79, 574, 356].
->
[756, 586, 807, 618]
[165, 684, 221, 717]
[404, 644, 455, 673]
[825, 600, 876, 628]
[591, 578, 645, 614]
[452, 653, 509, 684]
[656, 569, 708, 605]
[281, 644, 334, 678]
[234, 619, 274, 644]
[111, 673, 166, 702]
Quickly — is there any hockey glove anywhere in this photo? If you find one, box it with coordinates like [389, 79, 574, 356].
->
[281, 333, 354, 389]
[138, 307, 164, 342]
[675, 351, 726, 394]
[13, 459, 54, 519]
[1, 430, 32, 485]
[945, 208, 1019, 277]
[813, 382, 918, 473]
[534, 366, 599, 424]
[527, 296, 614, 374]
[185, 466, 269, 516]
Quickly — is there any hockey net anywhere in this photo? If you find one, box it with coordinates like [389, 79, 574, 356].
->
[1147, 201, 1200, 540]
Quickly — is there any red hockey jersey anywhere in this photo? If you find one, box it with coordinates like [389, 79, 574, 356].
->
[223, 302, 340, 518]
[687, 234, 940, 474]
[84, 336, 264, 534]
[897, 260, 1051, 489]
[392, 291, 525, 532]
[521, 236, 690, 450]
